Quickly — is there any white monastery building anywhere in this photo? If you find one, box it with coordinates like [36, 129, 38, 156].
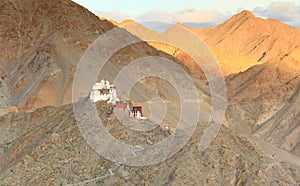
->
[89, 79, 119, 105]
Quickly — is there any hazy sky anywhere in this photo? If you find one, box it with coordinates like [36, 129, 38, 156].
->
[72, 0, 300, 27]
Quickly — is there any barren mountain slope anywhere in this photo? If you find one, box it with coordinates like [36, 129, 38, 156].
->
[1, 1, 300, 185]
[200, 10, 300, 63]
[112, 14, 300, 158]
[0, 0, 196, 113]
[1, 101, 300, 185]
[0, 0, 113, 111]
[226, 47, 300, 156]
[110, 21, 210, 82]
[114, 11, 300, 75]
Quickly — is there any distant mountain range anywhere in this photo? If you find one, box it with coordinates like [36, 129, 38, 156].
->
[0, 0, 300, 185]
[111, 10, 300, 75]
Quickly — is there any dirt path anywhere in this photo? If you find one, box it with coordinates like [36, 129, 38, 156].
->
[249, 137, 300, 166]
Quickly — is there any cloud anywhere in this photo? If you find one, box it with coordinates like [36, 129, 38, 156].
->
[253, 1, 300, 26]
[94, 8, 228, 27]
[94, 1, 300, 28]
[96, 10, 130, 22]
[136, 9, 228, 26]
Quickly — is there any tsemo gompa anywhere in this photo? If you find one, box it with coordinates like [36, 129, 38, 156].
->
[89, 79, 119, 105]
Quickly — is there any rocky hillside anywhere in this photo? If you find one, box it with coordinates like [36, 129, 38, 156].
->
[182, 9, 300, 164]
[1, 101, 300, 185]
[0, 0, 193, 113]
[111, 9, 300, 168]
[177, 10, 300, 75]
[226, 46, 300, 156]
[199, 10, 300, 63]
[114, 11, 300, 75]
[0, 0, 111, 111]
[1, 1, 300, 185]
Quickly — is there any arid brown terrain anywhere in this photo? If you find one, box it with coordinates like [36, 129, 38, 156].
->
[1, 101, 300, 185]
[0, 0, 186, 112]
[113, 11, 300, 161]
[113, 11, 300, 75]
[0, 0, 300, 185]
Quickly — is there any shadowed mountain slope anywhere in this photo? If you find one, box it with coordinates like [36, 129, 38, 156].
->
[0, 0, 195, 112]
